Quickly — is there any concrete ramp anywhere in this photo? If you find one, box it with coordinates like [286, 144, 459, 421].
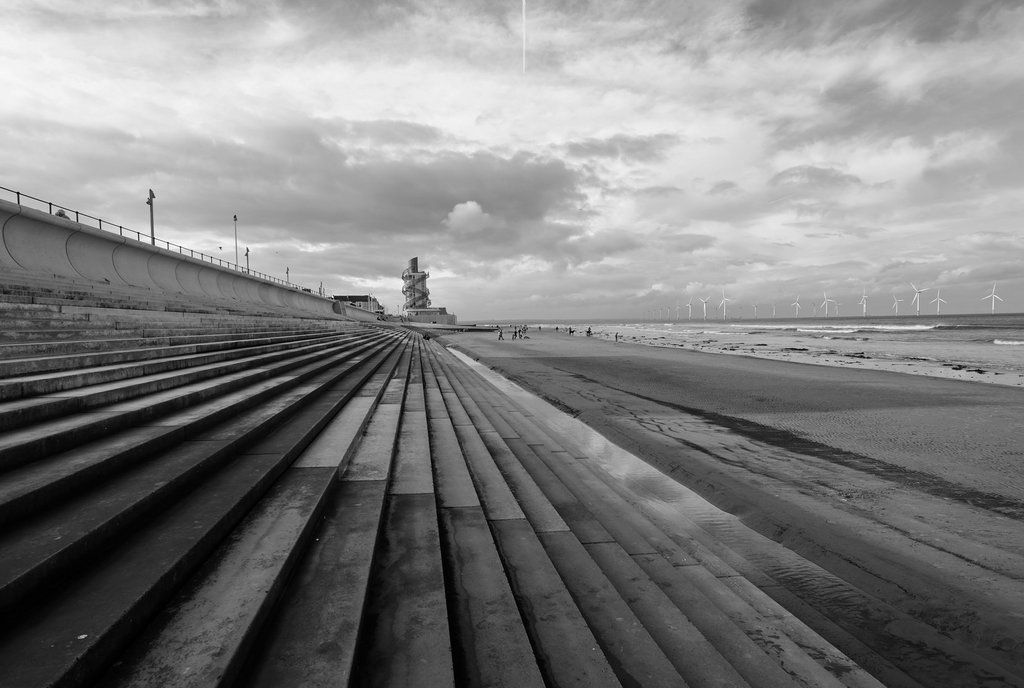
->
[1, 199, 340, 319]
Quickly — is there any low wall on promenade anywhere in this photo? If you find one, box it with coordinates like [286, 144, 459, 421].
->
[0, 199, 344, 319]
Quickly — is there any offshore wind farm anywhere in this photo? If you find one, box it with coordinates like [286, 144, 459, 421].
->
[543, 311, 1024, 388]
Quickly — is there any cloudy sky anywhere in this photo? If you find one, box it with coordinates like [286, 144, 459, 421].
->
[3, 0, 1023, 320]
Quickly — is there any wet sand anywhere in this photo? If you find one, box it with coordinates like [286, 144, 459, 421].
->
[440, 329, 1024, 686]
[592, 326, 1024, 388]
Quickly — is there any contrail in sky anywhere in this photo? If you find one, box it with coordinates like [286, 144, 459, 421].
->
[522, 0, 527, 73]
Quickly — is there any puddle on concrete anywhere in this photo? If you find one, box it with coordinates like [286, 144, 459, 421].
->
[448, 347, 740, 532]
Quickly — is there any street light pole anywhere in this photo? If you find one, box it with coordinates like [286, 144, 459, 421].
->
[146, 189, 156, 245]
[233, 214, 238, 265]
[245, 246, 249, 273]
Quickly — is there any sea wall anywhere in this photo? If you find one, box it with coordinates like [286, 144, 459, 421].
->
[0, 198, 343, 318]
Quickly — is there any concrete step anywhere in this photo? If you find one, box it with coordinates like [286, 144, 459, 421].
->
[0, 330, 359, 405]
[428, 342, 881, 688]
[0, 325, 346, 360]
[93, 340, 412, 688]
[0, 329, 342, 377]
[236, 339, 422, 687]
[0, 322, 335, 344]
[0, 300, 325, 332]
[0, 336, 405, 610]
[0, 335, 408, 688]
[421, 343, 691, 688]
[0, 330, 395, 472]
[0, 333, 400, 529]
[418, 343, 548, 688]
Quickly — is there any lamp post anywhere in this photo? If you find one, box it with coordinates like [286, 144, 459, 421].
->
[245, 246, 249, 273]
[286, 267, 289, 284]
[146, 189, 155, 245]
[233, 214, 238, 265]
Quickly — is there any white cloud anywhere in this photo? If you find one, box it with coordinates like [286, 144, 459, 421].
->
[2, 0, 1023, 318]
[443, 201, 506, 234]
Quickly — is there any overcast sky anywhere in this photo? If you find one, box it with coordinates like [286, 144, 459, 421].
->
[3, 0, 1023, 320]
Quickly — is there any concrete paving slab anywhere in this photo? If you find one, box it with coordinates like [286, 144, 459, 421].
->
[244, 479, 389, 688]
[292, 397, 374, 468]
[584, 541, 751, 688]
[98, 467, 335, 688]
[391, 411, 433, 495]
[530, 444, 661, 557]
[356, 493, 455, 688]
[441, 390, 474, 427]
[341, 405, 401, 482]
[439, 506, 544, 688]
[537, 530, 686, 688]
[719, 577, 893, 688]
[0, 437, 236, 609]
[0, 424, 185, 526]
[490, 519, 621, 688]
[428, 420, 480, 509]
[500, 439, 613, 543]
[0, 408, 125, 471]
[479, 432, 568, 533]
[0, 449, 290, 688]
[632, 552, 806, 688]
[450, 423, 526, 522]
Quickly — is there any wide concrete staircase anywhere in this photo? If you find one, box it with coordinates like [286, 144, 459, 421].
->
[0, 280, 911, 688]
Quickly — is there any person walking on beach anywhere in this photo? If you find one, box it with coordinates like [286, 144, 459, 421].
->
[498, 329, 504, 340]
[615, 332, 619, 342]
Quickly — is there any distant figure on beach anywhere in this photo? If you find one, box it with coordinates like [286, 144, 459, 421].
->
[615, 332, 619, 342]
[586, 327, 592, 337]
[498, 329, 504, 340]
[555, 326, 559, 332]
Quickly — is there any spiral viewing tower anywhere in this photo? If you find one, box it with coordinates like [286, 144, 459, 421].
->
[402, 256, 431, 310]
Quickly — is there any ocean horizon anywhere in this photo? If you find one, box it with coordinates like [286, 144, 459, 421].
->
[472, 312, 1024, 386]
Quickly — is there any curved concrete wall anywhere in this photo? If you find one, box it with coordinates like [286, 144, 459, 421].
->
[0, 199, 344, 319]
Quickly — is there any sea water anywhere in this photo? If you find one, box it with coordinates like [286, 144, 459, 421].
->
[540, 313, 1024, 383]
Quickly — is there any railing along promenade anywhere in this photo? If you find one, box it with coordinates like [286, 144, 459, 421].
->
[0, 185, 304, 292]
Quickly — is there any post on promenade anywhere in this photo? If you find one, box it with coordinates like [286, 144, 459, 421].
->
[233, 214, 238, 265]
[245, 246, 250, 273]
[146, 189, 156, 245]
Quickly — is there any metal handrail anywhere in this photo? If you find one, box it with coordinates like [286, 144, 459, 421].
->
[0, 184, 315, 292]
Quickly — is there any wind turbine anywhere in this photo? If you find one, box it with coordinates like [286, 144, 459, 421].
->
[699, 296, 710, 320]
[930, 288, 947, 314]
[686, 297, 693, 320]
[752, 303, 759, 319]
[891, 293, 903, 316]
[859, 288, 868, 317]
[772, 303, 777, 318]
[675, 302, 681, 321]
[719, 289, 731, 320]
[982, 283, 1003, 314]
[910, 283, 930, 316]
[792, 295, 801, 317]
[820, 291, 835, 318]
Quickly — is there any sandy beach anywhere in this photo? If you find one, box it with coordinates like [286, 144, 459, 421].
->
[585, 322, 1024, 388]
[440, 329, 1024, 685]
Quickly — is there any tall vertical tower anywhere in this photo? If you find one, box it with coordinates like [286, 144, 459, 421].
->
[401, 257, 431, 311]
